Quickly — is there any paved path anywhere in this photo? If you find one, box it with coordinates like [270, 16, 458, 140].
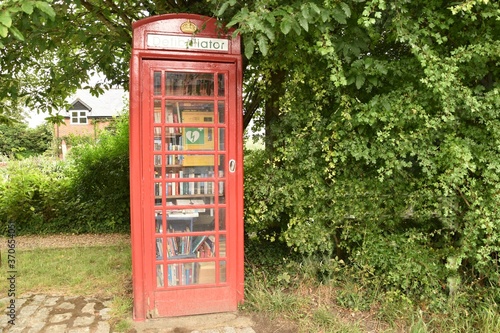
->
[1, 294, 256, 333]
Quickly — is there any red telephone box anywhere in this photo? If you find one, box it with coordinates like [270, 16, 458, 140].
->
[129, 14, 244, 320]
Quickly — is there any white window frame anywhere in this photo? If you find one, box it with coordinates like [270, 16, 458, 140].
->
[70, 110, 88, 125]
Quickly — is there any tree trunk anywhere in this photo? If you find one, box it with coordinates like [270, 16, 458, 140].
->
[264, 69, 286, 152]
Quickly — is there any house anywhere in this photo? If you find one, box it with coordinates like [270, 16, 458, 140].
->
[56, 87, 128, 158]
[57, 87, 127, 138]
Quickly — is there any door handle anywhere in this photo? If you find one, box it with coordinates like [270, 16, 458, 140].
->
[229, 159, 236, 173]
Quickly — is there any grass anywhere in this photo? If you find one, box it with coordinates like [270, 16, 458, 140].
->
[0, 243, 133, 331]
[0, 244, 131, 297]
[240, 257, 500, 333]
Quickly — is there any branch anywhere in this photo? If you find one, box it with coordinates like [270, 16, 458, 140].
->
[79, 0, 130, 40]
[102, 0, 134, 27]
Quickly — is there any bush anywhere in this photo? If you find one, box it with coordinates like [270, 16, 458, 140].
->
[0, 156, 72, 234]
[0, 122, 52, 158]
[63, 114, 130, 233]
[0, 115, 130, 235]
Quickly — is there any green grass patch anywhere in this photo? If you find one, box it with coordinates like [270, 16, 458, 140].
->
[0, 244, 131, 298]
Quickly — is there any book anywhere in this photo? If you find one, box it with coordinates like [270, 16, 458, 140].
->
[156, 238, 163, 260]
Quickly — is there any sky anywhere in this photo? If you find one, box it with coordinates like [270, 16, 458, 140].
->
[27, 110, 50, 128]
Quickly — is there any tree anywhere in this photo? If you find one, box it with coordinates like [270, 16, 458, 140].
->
[0, 122, 51, 157]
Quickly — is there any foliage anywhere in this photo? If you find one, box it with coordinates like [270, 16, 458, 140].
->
[0, 156, 71, 234]
[63, 114, 130, 233]
[0, 0, 214, 117]
[242, 0, 500, 309]
[0, 122, 51, 158]
[0, 115, 130, 235]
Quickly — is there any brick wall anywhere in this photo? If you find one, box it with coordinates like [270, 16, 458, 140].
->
[56, 118, 112, 138]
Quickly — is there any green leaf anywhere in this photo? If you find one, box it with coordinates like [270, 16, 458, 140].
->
[301, 5, 311, 21]
[263, 26, 275, 42]
[9, 26, 25, 41]
[332, 8, 347, 24]
[266, 14, 276, 27]
[340, 2, 351, 18]
[355, 75, 365, 89]
[244, 37, 255, 59]
[280, 18, 292, 35]
[216, 2, 229, 16]
[0, 11, 13, 28]
[298, 16, 309, 32]
[34, 1, 55, 19]
[321, 10, 330, 23]
[257, 35, 268, 56]
[310, 3, 321, 15]
[0, 24, 8, 38]
[382, 100, 391, 111]
[22, 2, 35, 15]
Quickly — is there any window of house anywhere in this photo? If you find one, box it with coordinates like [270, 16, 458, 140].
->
[70, 110, 88, 124]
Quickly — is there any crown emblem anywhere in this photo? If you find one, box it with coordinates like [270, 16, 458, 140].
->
[180, 20, 197, 34]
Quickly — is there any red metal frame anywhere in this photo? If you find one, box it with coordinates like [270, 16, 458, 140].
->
[129, 14, 243, 321]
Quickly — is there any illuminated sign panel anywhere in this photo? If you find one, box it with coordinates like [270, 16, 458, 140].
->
[147, 34, 229, 52]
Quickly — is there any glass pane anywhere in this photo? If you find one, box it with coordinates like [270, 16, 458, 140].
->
[219, 208, 226, 231]
[166, 208, 215, 232]
[193, 214, 215, 231]
[192, 235, 215, 258]
[154, 182, 162, 206]
[154, 155, 162, 178]
[79, 118, 87, 124]
[165, 162, 216, 193]
[156, 238, 164, 260]
[165, 135, 182, 151]
[166, 72, 214, 96]
[166, 214, 195, 233]
[219, 235, 226, 257]
[218, 101, 225, 123]
[167, 263, 197, 286]
[219, 128, 225, 151]
[155, 211, 163, 233]
[153, 100, 161, 123]
[183, 129, 214, 150]
[167, 101, 214, 122]
[218, 181, 225, 204]
[165, 181, 179, 196]
[182, 108, 214, 124]
[165, 100, 181, 124]
[154, 127, 162, 151]
[156, 264, 164, 287]
[196, 262, 216, 285]
[167, 236, 197, 258]
[218, 155, 225, 178]
[165, 154, 182, 166]
[71, 111, 78, 117]
[177, 180, 215, 196]
[154, 71, 161, 95]
[220, 261, 226, 283]
[218, 73, 225, 96]
[182, 153, 215, 166]
[176, 165, 215, 178]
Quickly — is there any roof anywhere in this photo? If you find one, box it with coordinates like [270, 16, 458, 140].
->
[65, 88, 127, 118]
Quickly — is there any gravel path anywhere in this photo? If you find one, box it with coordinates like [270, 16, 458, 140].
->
[0, 233, 130, 250]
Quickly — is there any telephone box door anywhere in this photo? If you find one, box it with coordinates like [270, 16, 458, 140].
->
[140, 59, 240, 317]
